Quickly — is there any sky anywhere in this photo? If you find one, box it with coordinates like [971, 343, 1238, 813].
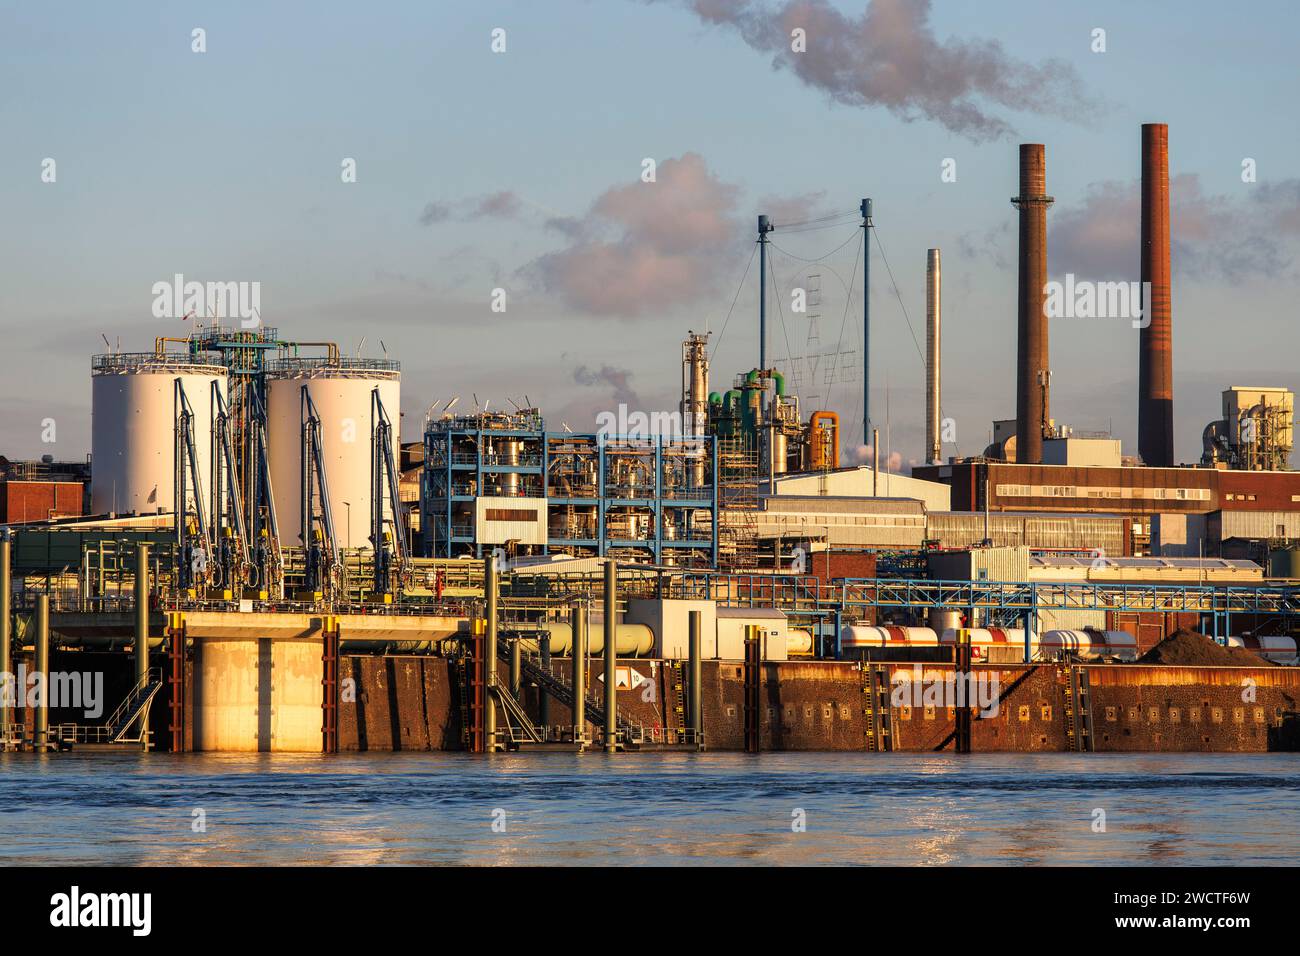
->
[1, 0, 1297, 471]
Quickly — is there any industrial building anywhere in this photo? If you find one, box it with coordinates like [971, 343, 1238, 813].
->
[1, 121, 1299, 760]
[420, 409, 718, 567]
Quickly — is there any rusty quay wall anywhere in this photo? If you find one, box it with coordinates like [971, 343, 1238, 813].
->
[11, 650, 1293, 754]
[329, 656, 1300, 754]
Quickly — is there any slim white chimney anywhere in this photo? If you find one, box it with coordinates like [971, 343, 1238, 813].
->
[926, 248, 942, 465]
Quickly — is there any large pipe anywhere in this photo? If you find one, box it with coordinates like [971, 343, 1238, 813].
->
[134, 544, 150, 689]
[0, 532, 10, 736]
[926, 248, 942, 465]
[603, 559, 617, 753]
[35, 594, 49, 749]
[1012, 144, 1053, 464]
[1139, 122, 1174, 467]
[688, 609, 702, 741]
[134, 543, 150, 746]
[484, 556, 497, 749]
[517, 622, 653, 657]
[571, 603, 586, 742]
[538, 630, 551, 728]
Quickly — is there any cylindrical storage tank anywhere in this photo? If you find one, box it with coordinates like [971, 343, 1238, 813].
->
[787, 629, 813, 655]
[91, 353, 227, 516]
[940, 628, 1036, 662]
[927, 609, 964, 633]
[265, 357, 400, 551]
[1228, 634, 1298, 665]
[517, 621, 653, 657]
[1268, 548, 1300, 580]
[1039, 629, 1137, 662]
[840, 625, 939, 650]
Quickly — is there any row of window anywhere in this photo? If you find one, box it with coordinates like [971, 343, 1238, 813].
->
[996, 484, 1212, 501]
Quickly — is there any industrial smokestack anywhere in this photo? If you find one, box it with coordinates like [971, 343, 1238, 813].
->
[926, 248, 942, 465]
[1011, 144, 1053, 464]
[1139, 123, 1174, 467]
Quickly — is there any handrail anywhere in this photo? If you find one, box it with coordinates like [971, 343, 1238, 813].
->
[106, 667, 162, 734]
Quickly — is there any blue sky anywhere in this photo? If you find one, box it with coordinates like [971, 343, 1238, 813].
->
[1, 0, 1297, 468]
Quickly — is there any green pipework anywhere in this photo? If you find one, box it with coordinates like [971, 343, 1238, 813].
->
[771, 370, 785, 396]
[745, 368, 760, 384]
[708, 392, 722, 405]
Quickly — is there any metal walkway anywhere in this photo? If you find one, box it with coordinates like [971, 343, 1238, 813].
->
[505, 647, 640, 735]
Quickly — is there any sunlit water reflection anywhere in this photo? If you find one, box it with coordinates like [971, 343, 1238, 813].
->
[1, 751, 1295, 865]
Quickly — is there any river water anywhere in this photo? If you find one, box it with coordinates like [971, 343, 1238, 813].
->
[1, 751, 1296, 865]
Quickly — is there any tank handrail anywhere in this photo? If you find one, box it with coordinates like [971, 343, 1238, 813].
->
[283, 341, 340, 363]
[154, 336, 193, 357]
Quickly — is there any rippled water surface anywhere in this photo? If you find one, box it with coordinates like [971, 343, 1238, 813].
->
[1, 751, 1296, 865]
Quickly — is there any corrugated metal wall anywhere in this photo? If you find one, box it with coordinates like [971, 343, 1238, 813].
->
[1212, 510, 1300, 540]
[926, 512, 1126, 553]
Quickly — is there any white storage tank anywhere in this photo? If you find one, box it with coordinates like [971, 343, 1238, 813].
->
[940, 628, 1036, 662]
[1228, 634, 1298, 665]
[91, 352, 227, 516]
[265, 357, 401, 551]
[1039, 629, 1138, 662]
[840, 625, 939, 651]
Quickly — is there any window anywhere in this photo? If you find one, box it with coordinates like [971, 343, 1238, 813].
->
[485, 508, 538, 522]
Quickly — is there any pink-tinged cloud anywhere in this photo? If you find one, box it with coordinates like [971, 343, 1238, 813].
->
[657, 0, 1096, 142]
[1049, 174, 1300, 282]
[527, 153, 742, 316]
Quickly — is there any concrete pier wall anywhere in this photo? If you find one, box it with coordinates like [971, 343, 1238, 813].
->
[192, 637, 323, 752]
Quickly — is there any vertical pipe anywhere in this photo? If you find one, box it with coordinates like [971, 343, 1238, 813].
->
[758, 215, 772, 372]
[861, 198, 872, 449]
[872, 427, 879, 497]
[0, 532, 10, 736]
[538, 631, 551, 729]
[135, 543, 150, 688]
[483, 556, 497, 749]
[926, 248, 942, 465]
[1012, 144, 1053, 464]
[509, 638, 521, 699]
[603, 559, 617, 753]
[688, 609, 702, 742]
[571, 603, 586, 742]
[1140, 122, 1174, 467]
[35, 594, 49, 749]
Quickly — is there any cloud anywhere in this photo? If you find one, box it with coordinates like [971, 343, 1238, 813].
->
[759, 189, 832, 226]
[1049, 175, 1300, 283]
[526, 152, 743, 316]
[657, 0, 1096, 142]
[419, 190, 525, 226]
[574, 363, 641, 407]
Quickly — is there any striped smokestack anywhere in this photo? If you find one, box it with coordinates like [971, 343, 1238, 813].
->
[1139, 123, 1174, 467]
[1012, 144, 1054, 464]
[926, 248, 942, 465]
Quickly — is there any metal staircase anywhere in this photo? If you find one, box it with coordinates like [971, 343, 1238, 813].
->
[106, 668, 164, 743]
[509, 649, 639, 734]
[490, 674, 543, 744]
